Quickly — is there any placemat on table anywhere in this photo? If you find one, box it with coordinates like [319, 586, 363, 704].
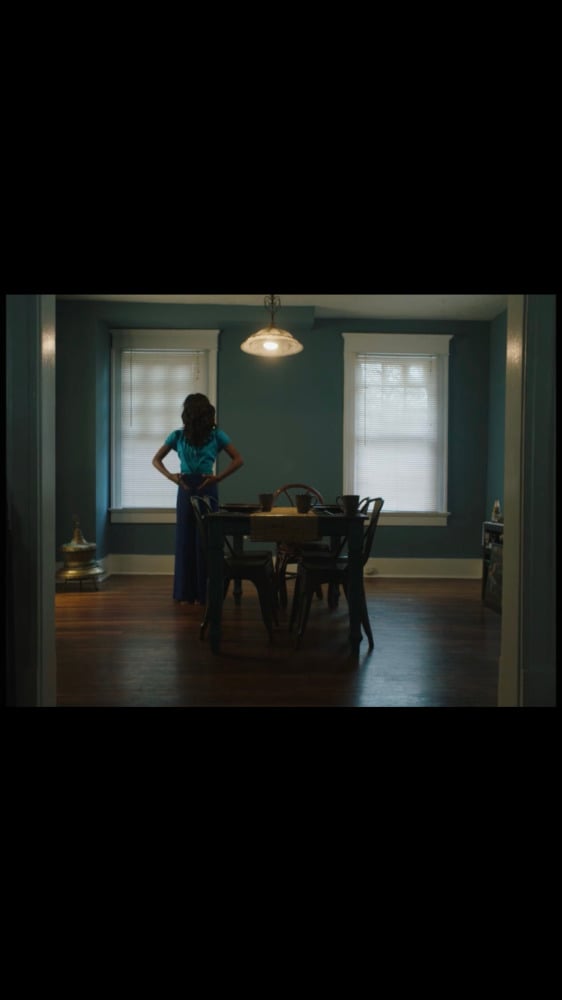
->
[250, 507, 320, 543]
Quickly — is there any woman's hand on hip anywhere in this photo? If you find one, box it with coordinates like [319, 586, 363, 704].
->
[200, 474, 219, 489]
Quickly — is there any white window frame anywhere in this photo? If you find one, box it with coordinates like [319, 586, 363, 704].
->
[342, 332, 452, 527]
[110, 329, 219, 524]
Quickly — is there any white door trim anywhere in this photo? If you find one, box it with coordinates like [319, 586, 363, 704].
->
[498, 294, 526, 706]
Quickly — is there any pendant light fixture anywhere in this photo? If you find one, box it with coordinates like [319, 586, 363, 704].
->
[240, 294, 304, 357]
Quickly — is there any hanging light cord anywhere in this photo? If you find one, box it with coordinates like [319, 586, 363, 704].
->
[265, 293, 280, 326]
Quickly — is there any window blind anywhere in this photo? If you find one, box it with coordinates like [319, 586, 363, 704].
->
[354, 353, 443, 512]
[118, 350, 207, 507]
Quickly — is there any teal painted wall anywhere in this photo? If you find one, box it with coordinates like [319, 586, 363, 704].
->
[55, 307, 100, 555]
[55, 300, 496, 561]
[486, 310, 507, 519]
[216, 315, 340, 505]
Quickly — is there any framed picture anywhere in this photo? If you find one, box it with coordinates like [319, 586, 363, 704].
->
[483, 542, 503, 613]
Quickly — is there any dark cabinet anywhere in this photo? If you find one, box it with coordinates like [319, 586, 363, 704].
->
[482, 520, 503, 612]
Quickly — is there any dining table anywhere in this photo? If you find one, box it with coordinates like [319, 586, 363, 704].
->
[205, 505, 368, 655]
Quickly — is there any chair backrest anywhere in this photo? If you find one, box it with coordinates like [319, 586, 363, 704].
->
[190, 495, 217, 555]
[191, 494, 238, 559]
[362, 497, 384, 565]
[273, 483, 324, 507]
[358, 497, 375, 514]
[330, 497, 384, 561]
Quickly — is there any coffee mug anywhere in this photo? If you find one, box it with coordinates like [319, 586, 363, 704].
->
[336, 494, 360, 516]
[295, 494, 312, 514]
[259, 492, 274, 512]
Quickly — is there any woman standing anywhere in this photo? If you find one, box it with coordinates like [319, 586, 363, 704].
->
[152, 393, 243, 604]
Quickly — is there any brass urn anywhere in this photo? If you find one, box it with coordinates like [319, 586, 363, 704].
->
[56, 516, 105, 590]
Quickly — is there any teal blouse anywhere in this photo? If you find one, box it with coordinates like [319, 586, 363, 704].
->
[164, 427, 231, 475]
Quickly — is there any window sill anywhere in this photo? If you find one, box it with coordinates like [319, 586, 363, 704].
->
[379, 512, 450, 527]
[110, 508, 176, 524]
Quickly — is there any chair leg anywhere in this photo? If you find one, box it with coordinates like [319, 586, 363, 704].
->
[271, 576, 279, 612]
[200, 604, 210, 640]
[200, 564, 220, 638]
[269, 571, 279, 627]
[342, 584, 373, 649]
[289, 570, 302, 632]
[255, 581, 274, 641]
[276, 553, 289, 608]
[296, 584, 314, 649]
[327, 582, 339, 609]
[360, 588, 374, 649]
[200, 578, 228, 639]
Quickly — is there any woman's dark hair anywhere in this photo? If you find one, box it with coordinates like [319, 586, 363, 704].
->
[182, 393, 216, 447]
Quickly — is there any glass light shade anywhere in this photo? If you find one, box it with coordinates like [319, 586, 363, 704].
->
[240, 325, 304, 357]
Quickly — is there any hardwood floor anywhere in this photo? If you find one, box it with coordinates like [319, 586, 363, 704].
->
[55, 575, 501, 707]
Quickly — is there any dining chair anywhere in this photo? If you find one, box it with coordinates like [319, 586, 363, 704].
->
[273, 483, 325, 508]
[290, 497, 384, 649]
[217, 501, 274, 605]
[190, 495, 278, 642]
[323, 497, 378, 607]
[358, 496, 377, 515]
[272, 482, 330, 608]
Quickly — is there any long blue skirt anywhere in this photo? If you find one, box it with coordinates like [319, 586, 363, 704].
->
[173, 474, 218, 603]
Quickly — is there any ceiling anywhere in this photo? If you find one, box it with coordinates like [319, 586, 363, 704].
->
[56, 293, 509, 321]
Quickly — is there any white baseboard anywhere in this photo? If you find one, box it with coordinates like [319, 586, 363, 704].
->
[364, 557, 482, 578]
[66, 554, 482, 579]
[103, 554, 175, 575]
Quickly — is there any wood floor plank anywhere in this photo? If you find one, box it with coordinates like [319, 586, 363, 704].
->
[55, 575, 501, 707]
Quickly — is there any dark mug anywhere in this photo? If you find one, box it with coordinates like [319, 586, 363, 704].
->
[295, 494, 312, 514]
[259, 492, 274, 512]
[336, 494, 360, 516]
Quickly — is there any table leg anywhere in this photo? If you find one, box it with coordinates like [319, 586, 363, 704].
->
[232, 534, 243, 604]
[207, 521, 225, 653]
[346, 520, 363, 655]
[328, 534, 341, 608]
